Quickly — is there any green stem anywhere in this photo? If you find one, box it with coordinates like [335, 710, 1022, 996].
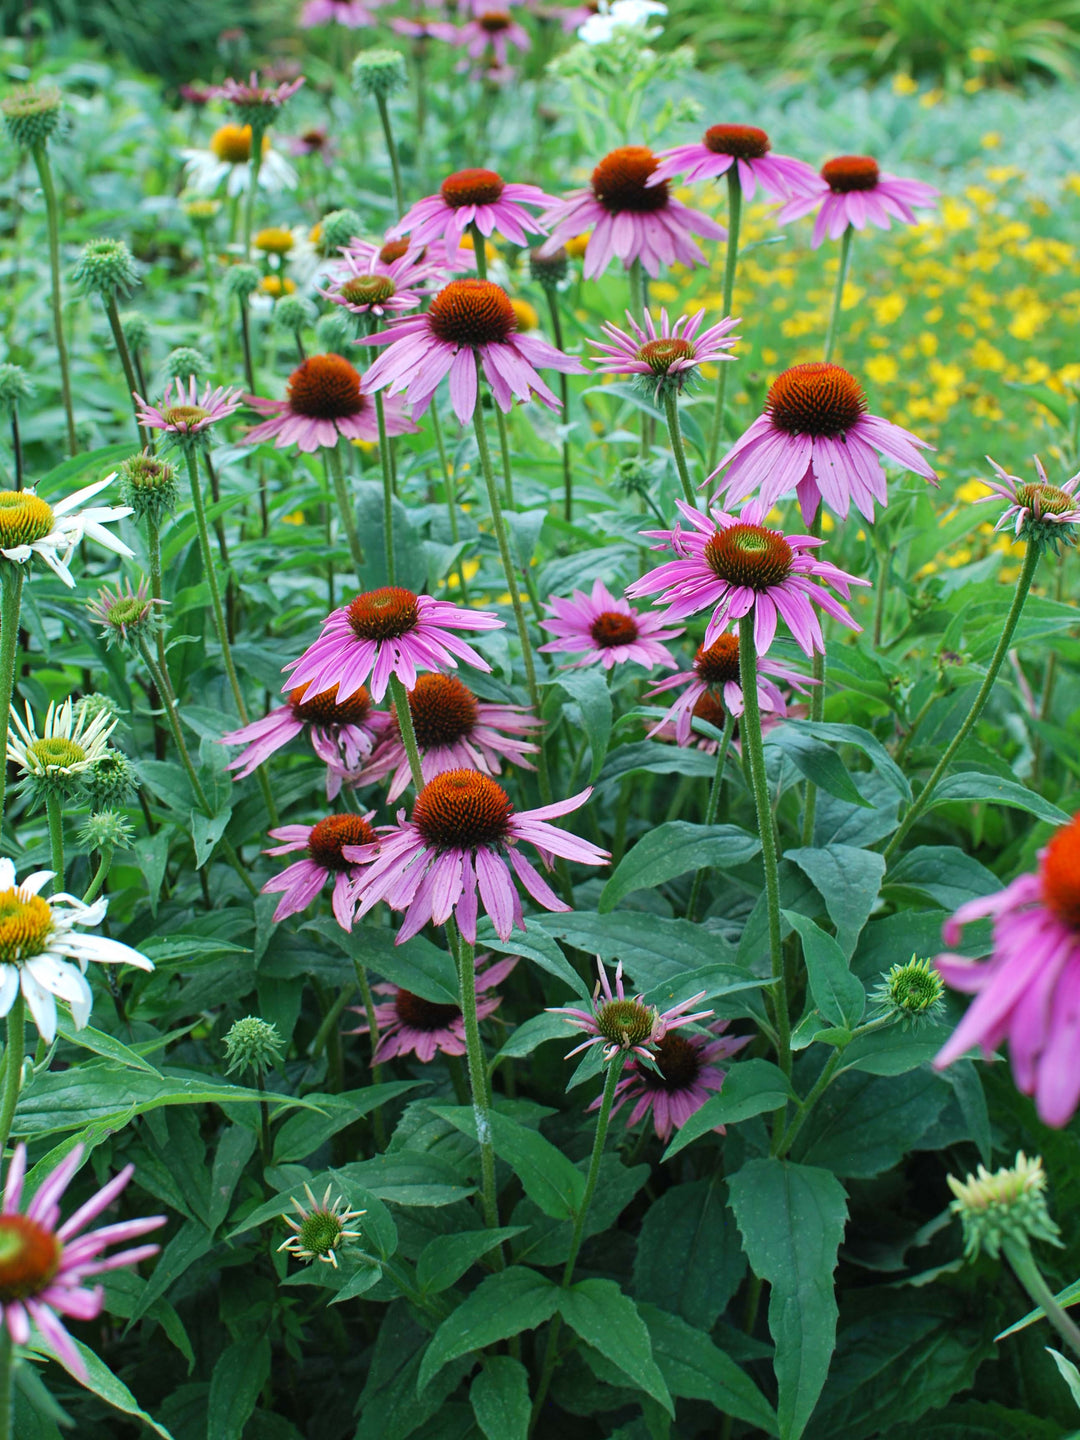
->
[82, 846, 113, 904]
[663, 387, 696, 508]
[9, 412, 22, 493]
[327, 442, 365, 576]
[1004, 1238, 1080, 1363]
[686, 714, 735, 922]
[103, 294, 151, 450]
[494, 405, 515, 509]
[0, 567, 25, 825]
[450, 925, 498, 1229]
[375, 390, 396, 583]
[199, 230, 224, 372]
[706, 170, 742, 471]
[352, 958, 387, 1148]
[775, 1015, 893, 1157]
[376, 94, 405, 220]
[823, 226, 854, 365]
[139, 639, 211, 812]
[388, 672, 425, 792]
[872, 531, 889, 649]
[800, 508, 826, 849]
[45, 791, 64, 892]
[627, 257, 644, 324]
[739, 614, 790, 1078]
[183, 449, 249, 724]
[0, 997, 25, 1161]
[0, 1325, 12, 1440]
[243, 137, 263, 262]
[469, 222, 487, 280]
[431, 404, 467, 601]
[254, 1068, 272, 1160]
[544, 289, 574, 523]
[883, 541, 1041, 862]
[31, 143, 76, 455]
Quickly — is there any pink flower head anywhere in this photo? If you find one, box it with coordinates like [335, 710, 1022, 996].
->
[262, 811, 385, 929]
[284, 587, 503, 704]
[180, 81, 214, 107]
[595, 1020, 750, 1140]
[390, 16, 459, 40]
[539, 145, 726, 281]
[0, 1142, 164, 1379]
[538, 576, 682, 671]
[221, 683, 388, 799]
[626, 496, 868, 657]
[391, 168, 554, 253]
[300, 0, 377, 26]
[709, 361, 938, 525]
[214, 71, 306, 117]
[343, 233, 469, 285]
[134, 378, 243, 442]
[243, 353, 418, 453]
[87, 576, 165, 645]
[361, 278, 586, 424]
[589, 305, 738, 397]
[646, 630, 811, 745]
[979, 455, 1080, 546]
[776, 154, 939, 248]
[649, 123, 818, 201]
[354, 671, 540, 802]
[344, 769, 608, 943]
[550, 958, 712, 1063]
[934, 811, 1080, 1128]
[287, 126, 335, 160]
[319, 249, 427, 319]
[449, 11, 532, 64]
[347, 952, 517, 1062]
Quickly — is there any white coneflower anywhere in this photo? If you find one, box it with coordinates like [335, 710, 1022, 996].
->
[7, 698, 116, 792]
[278, 1183, 365, 1268]
[0, 477, 133, 588]
[180, 124, 297, 197]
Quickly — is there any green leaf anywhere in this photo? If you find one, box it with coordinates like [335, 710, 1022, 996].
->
[662, 1060, 793, 1161]
[470, 1357, 531, 1440]
[923, 773, 1069, 826]
[599, 822, 760, 912]
[272, 1083, 421, 1164]
[55, 1019, 161, 1075]
[303, 918, 459, 1005]
[36, 442, 134, 499]
[330, 1258, 385, 1303]
[533, 911, 733, 989]
[639, 1304, 778, 1436]
[208, 1125, 257, 1234]
[494, 1012, 578, 1063]
[1048, 1348, 1080, 1412]
[793, 1067, 950, 1178]
[554, 669, 613, 784]
[191, 806, 232, 868]
[997, 1276, 1080, 1342]
[633, 1177, 746, 1330]
[779, 721, 911, 799]
[765, 729, 870, 807]
[786, 846, 885, 957]
[839, 1027, 949, 1077]
[418, 1267, 559, 1392]
[207, 1336, 271, 1440]
[885, 846, 1001, 911]
[36, 1339, 175, 1438]
[783, 912, 865, 1029]
[431, 1106, 585, 1220]
[598, 740, 717, 787]
[728, 1159, 848, 1440]
[131, 1220, 215, 1323]
[474, 917, 588, 998]
[417, 1228, 527, 1296]
[559, 1279, 673, 1415]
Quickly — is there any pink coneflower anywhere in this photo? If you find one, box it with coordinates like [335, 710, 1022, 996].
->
[550, 958, 712, 1063]
[354, 671, 539, 802]
[214, 72, 306, 113]
[284, 587, 503, 704]
[589, 306, 738, 396]
[244, 353, 418, 453]
[645, 631, 809, 745]
[347, 953, 517, 1062]
[343, 234, 468, 285]
[134, 378, 243, 441]
[626, 496, 868, 656]
[979, 455, 1080, 545]
[539, 145, 726, 280]
[319, 250, 427, 319]
[221, 684, 387, 799]
[300, 0, 377, 25]
[450, 10, 532, 65]
[361, 278, 586, 424]
[345, 769, 607, 943]
[392, 168, 553, 252]
[649, 124, 818, 201]
[180, 81, 214, 108]
[390, 17, 458, 39]
[262, 812, 382, 929]
[87, 576, 165, 647]
[287, 126, 335, 160]
[596, 1021, 750, 1140]
[0, 1142, 164, 1379]
[538, 577, 682, 671]
[934, 811, 1080, 1128]
[776, 155, 939, 247]
[709, 361, 937, 524]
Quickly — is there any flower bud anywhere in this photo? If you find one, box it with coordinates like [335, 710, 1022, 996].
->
[871, 955, 945, 1028]
[72, 238, 140, 302]
[351, 49, 408, 99]
[120, 310, 150, 352]
[224, 1015, 284, 1077]
[87, 578, 164, 651]
[317, 208, 363, 257]
[224, 263, 261, 301]
[80, 749, 139, 807]
[529, 244, 568, 289]
[117, 451, 180, 525]
[185, 198, 221, 230]
[163, 347, 210, 382]
[0, 364, 34, 413]
[315, 311, 352, 354]
[78, 809, 135, 851]
[1, 85, 62, 150]
[273, 294, 314, 334]
[278, 1182, 366, 1269]
[948, 1152, 1061, 1260]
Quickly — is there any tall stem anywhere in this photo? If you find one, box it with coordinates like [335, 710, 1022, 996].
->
[0, 997, 25, 1161]
[0, 1324, 12, 1440]
[183, 449, 248, 724]
[706, 170, 742, 471]
[800, 509, 826, 850]
[82, 846, 113, 905]
[495, 406, 515, 509]
[627, 257, 644, 324]
[884, 542, 1041, 862]
[431, 403, 467, 601]
[326, 442, 365, 577]
[739, 614, 790, 1077]
[31, 143, 76, 455]
[376, 94, 405, 220]
[1004, 1238, 1080, 1363]
[243, 138, 263, 261]
[45, 792, 64, 892]
[823, 226, 854, 365]
[352, 958, 386, 1148]
[104, 294, 151, 449]
[10, 411, 23, 492]
[449, 925, 498, 1228]
[663, 387, 696, 508]
[686, 713, 735, 922]
[375, 391, 396, 583]
[544, 289, 574, 522]
[469, 222, 487, 281]
[0, 567, 24, 825]
[388, 672, 424, 792]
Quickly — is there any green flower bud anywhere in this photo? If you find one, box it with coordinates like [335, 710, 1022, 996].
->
[163, 347, 210, 382]
[317, 208, 363, 258]
[72, 238, 140, 301]
[278, 1181, 366, 1268]
[948, 1153, 1061, 1261]
[80, 748, 139, 806]
[120, 310, 150, 352]
[224, 1015, 284, 1077]
[351, 49, 408, 99]
[1, 84, 61, 150]
[185, 198, 221, 231]
[870, 955, 945, 1028]
[314, 311, 352, 354]
[529, 245, 568, 290]
[273, 294, 314, 334]
[224, 263, 261, 301]
[117, 451, 180, 524]
[73, 693, 120, 728]
[0, 364, 34, 413]
[78, 810, 135, 851]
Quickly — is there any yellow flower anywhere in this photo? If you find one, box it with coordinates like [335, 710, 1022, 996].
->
[920, 88, 944, 108]
[969, 45, 997, 64]
[865, 354, 899, 384]
[446, 558, 481, 590]
[871, 294, 905, 325]
[259, 275, 296, 297]
[509, 298, 539, 332]
[956, 478, 993, 503]
[939, 197, 973, 231]
[980, 131, 1002, 150]
[649, 281, 679, 303]
[255, 226, 295, 255]
[564, 233, 590, 258]
[459, 232, 499, 264]
[283, 510, 306, 526]
[892, 73, 918, 95]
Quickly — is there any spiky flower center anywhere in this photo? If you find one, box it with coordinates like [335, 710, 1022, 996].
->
[0, 890, 52, 965]
[1041, 814, 1080, 927]
[441, 167, 506, 207]
[297, 1210, 346, 1258]
[703, 124, 770, 159]
[28, 738, 87, 771]
[307, 814, 377, 872]
[885, 957, 944, 1015]
[637, 338, 695, 374]
[692, 691, 728, 731]
[0, 1215, 61, 1302]
[591, 147, 669, 214]
[287, 354, 364, 420]
[477, 11, 512, 32]
[640, 1031, 703, 1090]
[347, 586, 420, 640]
[0, 491, 53, 549]
[821, 155, 880, 193]
[1017, 482, 1074, 516]
[694, 634, 740, 686]
[289, 683, 372, 726]
[766, 362, 867, 438]
[596, 997, 656, 1049]
[121, 456, 174, 492]
[428, 280, 517, 346]
[210, 123, 254, 164]
[413, 769, 513, 850]
[400, 674, 478, 748]
[704, 524, 794, 591]
[162, 405, 209, 428]
[105, 597, 149, 629]
[589, 611, 639, 648]
[340, 275, 396, 306]
[394, 989, 462, 1030]
[379, 239, 411, 264]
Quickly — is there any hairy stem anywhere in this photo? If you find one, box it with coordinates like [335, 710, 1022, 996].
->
[375, 94, 405, 220]
[823, 225, 854, 365]
[663, 386, 697, 508]
[0, 567, 25, 826]
[327, 441, 365, 577]
[31, 143, 76, 455]
[375, 390, 396, 583]
[104, 293, 151, 449]
[706, 170, 742, 471]
[0, 997, 25, 1162]
[686, 713, 735, 922]
[388, 672, 424, 792]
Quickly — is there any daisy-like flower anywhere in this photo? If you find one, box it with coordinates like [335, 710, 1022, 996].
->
[391, 168, 553, 253]
[550, 958, 711, 1063]
[0, 1142, 164, 1378]
[626, 497, 868, 656]
[262, 812, 384, 930]
[319, 249, 428, 320]
[0, 858, 154, 1043]
[361, 278, 586, 424]
[648, 123, 818, 200]
[645, 631, 809, 745]
[933, 810, 1080, 1128]
[389, 16, 458, 39]
[539, 145, 726, 281]
[979, 455, 1080, 549]
[278, 1183, 364, 1268]
[450, 11, 532, 66]
[355, 672, 539, 801]
[285, 587, 503, 705]
[589, 306, 738, 398]
[181, 124, 297, 197]
[8, 699, 116, 793]
[134, 378, 243, 446]
[595, 1020, 749, 1140]
[300, 0, 377, 26]
[343, 233, 468, 285]
[708, 361, 937, 525]
[214, 72, 306, 118]
[87, 576, 164, 649]
[347, 953, 517, 1062]
[538, 577, 682, 671]
[221, 684, 388, 799]
[0, 478, 133, 589]
[776, 154, 939, 248]
[243, 353, 418, 453]
[345, 769, 608, 943]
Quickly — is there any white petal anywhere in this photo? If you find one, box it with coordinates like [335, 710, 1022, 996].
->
[17, 871, 54, 897]
[25, 954, 92, 1017]
[0, 967, 19, 1018]
[54, 933, 154, 971]
[0, 860, 15, 891]
[20, 970, 56, 1044]
[0, 545, 31, 564]
[50, 475, 115, 516]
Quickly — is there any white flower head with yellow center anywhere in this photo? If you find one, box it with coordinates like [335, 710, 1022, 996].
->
[0, 475, 134, 588]
[181, 123, 297, 198]
[0, 858, 154, 1042]
[7, 698, 116, 789]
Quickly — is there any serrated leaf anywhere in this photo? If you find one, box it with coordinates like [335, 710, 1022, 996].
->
[599, 822, 760, 912]
[783, 911, 865, 1028]
[417, 1228, 526, 1295]
[559, 1279, 673, 1415]
[470, 1357, 531, 1440]
[34, 1338, 175, 1439]
[639, 1303, 778, 1435]
[432, 1106, 585, 1219]
[923, 773, 1068, 826]
[208, 1336, 270, 1440]
[554, 669, 612, 784]
[662, 1060, 793, 1161]
[633, 1177, 745, 1330]
[786, 846, 885, 958]
[418, 1267, 559, 1392]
